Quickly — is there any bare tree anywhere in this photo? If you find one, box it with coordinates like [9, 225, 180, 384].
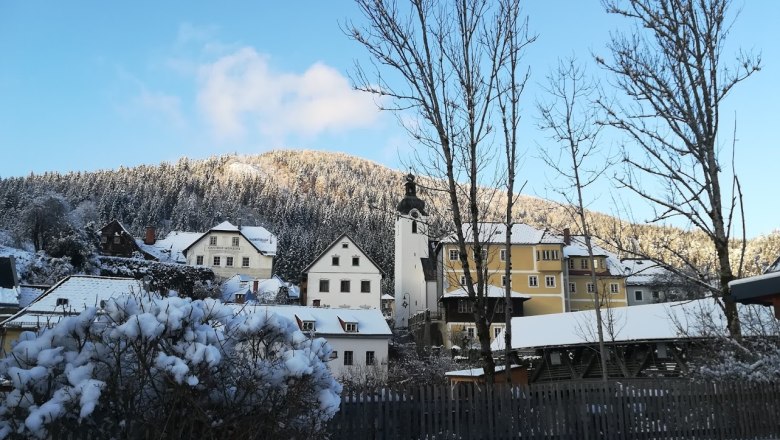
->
[347, 0, 534, 382]
[537, 58, 612, 380]
[596, 0, 760, 339]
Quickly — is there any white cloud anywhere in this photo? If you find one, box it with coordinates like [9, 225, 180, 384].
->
[196, 47, 380, 141]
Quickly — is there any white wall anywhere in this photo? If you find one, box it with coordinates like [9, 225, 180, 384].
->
[306, 238, 382, 309]
[186, 232, 273, 279]
[394, 214, 430, 328]
[325, 335, 389, 379]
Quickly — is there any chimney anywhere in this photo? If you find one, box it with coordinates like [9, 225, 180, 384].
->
[144, 226, 156, 245]
[563, 228, 571, 246]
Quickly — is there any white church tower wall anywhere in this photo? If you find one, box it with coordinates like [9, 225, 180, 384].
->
[394, 174, 431, 328]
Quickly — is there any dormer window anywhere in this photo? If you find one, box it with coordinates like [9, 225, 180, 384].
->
[234, 293, 245, 303]
[99, 300, 107, 309]
[344, 322, 357, 332]
[301, 321, 315, 331]
[56, 298, 69, 306]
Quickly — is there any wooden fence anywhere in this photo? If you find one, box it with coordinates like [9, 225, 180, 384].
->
[328, 379, 780, 439]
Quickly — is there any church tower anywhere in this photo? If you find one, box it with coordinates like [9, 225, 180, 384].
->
[394, 174, 430, 328]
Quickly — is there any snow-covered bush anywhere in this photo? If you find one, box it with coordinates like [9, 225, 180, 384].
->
[0, 294, 341, 439]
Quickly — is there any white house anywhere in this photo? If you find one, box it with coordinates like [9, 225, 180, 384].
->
[621, 258, 681, 305]
[183, 221, 277, 279]
[231, 305, 392, 379]
[221, 274, 300, 304]
[302, 234, 385, 310]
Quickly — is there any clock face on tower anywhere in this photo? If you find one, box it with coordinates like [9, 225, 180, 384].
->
[410, 209, 420, 219]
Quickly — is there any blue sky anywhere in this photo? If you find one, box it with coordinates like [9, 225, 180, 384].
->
[1, 1, 778, 237]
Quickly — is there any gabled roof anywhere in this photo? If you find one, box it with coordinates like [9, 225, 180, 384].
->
[2, 276, 144, 329]
[182, 221, 277, 256]
[136, 231, 202, 263]
[302, 233, 386, 277]
[621, 258, 674, 286]
[442, 223, 563, 245]
[99, 219, 132, 235]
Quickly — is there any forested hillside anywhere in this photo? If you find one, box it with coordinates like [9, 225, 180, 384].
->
[1, 150, 778, 285]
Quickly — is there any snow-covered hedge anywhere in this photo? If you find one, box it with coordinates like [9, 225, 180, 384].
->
[0, 294, 341, 439]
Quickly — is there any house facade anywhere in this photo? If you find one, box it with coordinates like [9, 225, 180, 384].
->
[231, 305, 392, 379]
[563, 235, 629, 311]
[99, 220, 147, 258]
[183, 221, 276, 279]
[302, 234, 384, 310]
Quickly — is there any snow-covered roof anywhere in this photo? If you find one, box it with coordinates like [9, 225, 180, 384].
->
[381, 294, 395, 301]
[231, 305, 392, 336]
[15, 276, 143, 315]
[220, 275, 299, 303]
[0, 287, 18, 306]
[18, 285, 47, 308]
[2, 276, 145, 329]
[302, 233, 386, 276]
[136, 231, 201, 264]
[491, 298, 775, 351]
[443, 223, 562, 245]
[563, 236, 625, 276]
[184, 221, 277, 256]
[445, 364, 520, 378]
[442, 284, 532, 299]
[240, 226, 277, 255]
[621, 258, 673, 286]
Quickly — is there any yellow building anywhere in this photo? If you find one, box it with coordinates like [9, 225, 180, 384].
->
[440, 225, 629, 320]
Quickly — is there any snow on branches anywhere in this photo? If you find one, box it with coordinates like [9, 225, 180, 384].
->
[0, 294, 341, 439]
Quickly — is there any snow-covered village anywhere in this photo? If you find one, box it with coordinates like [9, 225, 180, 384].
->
[3, 0, 780, 439]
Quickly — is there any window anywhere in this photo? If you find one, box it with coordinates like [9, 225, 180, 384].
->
[501, 276, 509, 287]
[568, 259, 575, 269]
[449, 249, 459, 261]
[494, 327, 503, 339]
[366, 351, 375, 365]
[344, 351, 354, 365]
[232, 237, 239, 247]
[594, 259, 600, 269]
[528, 276, 538, 287]
[467, 327, 475, 339]
[457, 299, 471, 313]
[610, 283, 619, 294]
[500, 249, 507, 262]
[196, 255, 203, 265]
[344, 322, 357, 332]
[342, 242, 349, 249]
[587, 283, 595, 293]
[113, 236, 120, 244]
[361, 280, 371, 293]
[495, 300, 505, 313]
[569, 282, 576, 293]
[301, 321, 315, 331]
[412, 220, 418, 234]
[652, 291, 660, 300]
[332, 256, 340, 266]
[539, 250, 560, 261]
[545, 276, 556, 287]
[319, 279, 330, 292]
[100, 300, 107, 309]
[330, 350, 338, 359]
[242, 257, 249, 267]
[209, 236, 217, 246]
[340, 280, 350, 293]
[580, 259, 589, 270]
[226, 256, 234, 267]
[460, 275, 466, 286]
[101, 236, 108, 244]
[56, 298, 68, 306]
[473, 249, 487, 260]
[213, 256, 221, 266]
[634, 290, 643, 301]
[234, 293, 245, 302]
[313, 299, 321, 307]
[352, 256, 360, 266]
